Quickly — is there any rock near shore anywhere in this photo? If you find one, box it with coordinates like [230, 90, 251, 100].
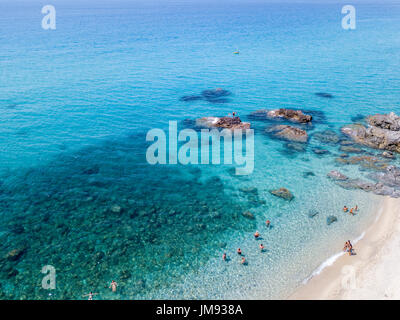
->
[269, 187, 294, 200]
[341, 112, 400, 153]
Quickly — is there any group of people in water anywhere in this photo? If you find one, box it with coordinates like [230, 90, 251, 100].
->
[83, 280, 118, 300]
[223, 219, 272, 265]
[343, 205, 358, 216]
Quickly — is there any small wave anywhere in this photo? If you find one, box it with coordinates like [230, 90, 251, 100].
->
[302, 231, 366, 284]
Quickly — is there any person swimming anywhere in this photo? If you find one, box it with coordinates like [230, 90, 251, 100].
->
[343, 206, 349, 212]
[241, 257, 246, 265]
[254, 231, 260, 239]
[223, 253, 227, 261]
[350, 208, 354, 215]
[237, 248, 242, 255]
[259, 244, 265, 252]
[266, 220, 271, 228]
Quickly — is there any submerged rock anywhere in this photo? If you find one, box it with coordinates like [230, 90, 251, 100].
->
[251, 108, 312, 124]
[315, 92, 334, 99]
[196, 116, 250, 130]
[266, 125, 308, 143]
[303, 171, 316, 178]
[5, 247, 26, 261]
[312, 130, 341, 145]
[286, 142, 307, 152]
[308, 209, 319, 218]
[312, 148, 330, 155]
[201, 88, 232, 100]
[339, 145, 364, 153]
[327, 216, 337, 225]
[242, 211, 255, 220]
[180, 95, 203, 102]
[327, 170, 349, 181]
[269, 188, 294, 200]
[335, 155, 388, 171]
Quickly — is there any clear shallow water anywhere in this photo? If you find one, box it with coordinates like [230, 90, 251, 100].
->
[0, 1, 399, 299]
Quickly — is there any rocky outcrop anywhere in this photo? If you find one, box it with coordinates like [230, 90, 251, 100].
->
[341, 112, 400, 153]
[269, 188, 294, 200]
[327, 166, 400, 198]
[251, 108, 312, 123]
[196, 117, 250, 130]
[266, 125, 308, 143]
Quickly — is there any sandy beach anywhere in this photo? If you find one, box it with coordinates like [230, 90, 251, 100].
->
[289, 196, 400, 300]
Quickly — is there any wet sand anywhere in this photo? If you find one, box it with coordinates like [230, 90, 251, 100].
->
[289, 197, 400, 300]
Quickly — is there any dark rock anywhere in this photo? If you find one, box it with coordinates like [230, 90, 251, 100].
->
[269, 188, 294, 201]
[251, 108, 312, 123]
[327, 216, 338, 225]
[196, 116, 250, 130]
[315, 92, 334, 99]
[303, 171, 315, 178]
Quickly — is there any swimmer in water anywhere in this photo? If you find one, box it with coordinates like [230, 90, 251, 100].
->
[266, 220, 271, 228]
[355, 205, 358, 211]
[237, 248, 242, 255]
[223, 253, 227, 261]
[109, 280, 118, 292]
[259, 244, 265, 252]
[83, 292, 98, 300]
[350, 208, 355, 215]
[254, 231, 260, 239]
[343, 206, 349, 212]
[241, 257, 246, 265]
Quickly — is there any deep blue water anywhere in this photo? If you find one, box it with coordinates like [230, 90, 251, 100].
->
[0, 1, 399, 299]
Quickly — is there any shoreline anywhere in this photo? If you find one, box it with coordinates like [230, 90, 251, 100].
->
[288, 196, 400, 300]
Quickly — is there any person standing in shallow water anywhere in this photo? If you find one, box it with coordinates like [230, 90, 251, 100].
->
[83, 292, 98, 300]
[223, 253, 227, 261]
[266, 220, 271, 228]
[109, 280, 118, 292]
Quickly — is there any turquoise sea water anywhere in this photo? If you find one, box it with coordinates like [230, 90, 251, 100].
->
[0, 1, 399, 299]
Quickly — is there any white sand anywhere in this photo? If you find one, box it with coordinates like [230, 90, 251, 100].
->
[289, 197, 400, 300]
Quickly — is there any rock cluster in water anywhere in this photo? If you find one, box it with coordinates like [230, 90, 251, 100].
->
[341, 112, 400, 153]
[327, 167, 400, 198]
[250, 108, 312, 124]
[196, 116, 250, 130]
